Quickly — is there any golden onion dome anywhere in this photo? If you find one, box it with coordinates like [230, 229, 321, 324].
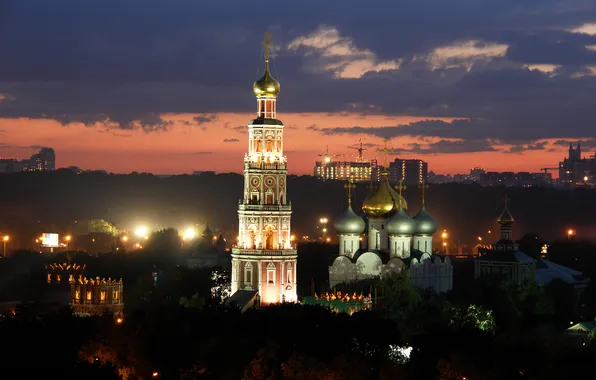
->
[362, 172, 407, 218]
[253, 61, 280, 97]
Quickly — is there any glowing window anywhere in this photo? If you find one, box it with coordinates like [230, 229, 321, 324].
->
[113, 290, 119, 300]
[100, 291, 106, 301]
[267, 262, 276, 285]
[86, 291, 92, 301]
[75, 290, 80, 300]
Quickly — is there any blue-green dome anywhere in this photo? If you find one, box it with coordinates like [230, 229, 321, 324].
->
[413, 205, 437, 235]
[334, 205, 366, 235]
[387, 207, 415, 236]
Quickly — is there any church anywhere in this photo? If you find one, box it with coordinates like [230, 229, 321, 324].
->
[475, 198, 589, 291]
[230, 33, 297, 305]
[329, 169, 453, 293]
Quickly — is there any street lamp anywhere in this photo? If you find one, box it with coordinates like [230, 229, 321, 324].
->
[567, 228, 575, 240]
[3, 235, 9, 257]
[64, 235, 71, 250]
[135, 226, 148, 237]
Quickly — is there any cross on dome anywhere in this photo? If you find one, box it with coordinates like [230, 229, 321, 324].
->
[376, 140, 393, 169]
[419, 182, 429, 206]
[394, 180, 407, 208]
[262, 32, 273, 62]
[344, 178, 357, 206]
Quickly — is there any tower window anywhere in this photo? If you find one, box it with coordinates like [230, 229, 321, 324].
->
[267, 262, 276, 285]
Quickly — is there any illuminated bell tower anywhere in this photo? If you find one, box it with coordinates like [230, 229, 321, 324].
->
[231, 33, 297, 305]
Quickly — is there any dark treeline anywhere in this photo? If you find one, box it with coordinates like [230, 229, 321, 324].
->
[1, 170, 595, 249]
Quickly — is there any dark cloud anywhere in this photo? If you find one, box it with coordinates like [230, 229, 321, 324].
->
[0, 143, 47, 150]
[223, 138, 239, 143]
[193, 113, 218, 126]
[0, 0, 595, 146]
[393, 139, 498, 155]
[504, 141, 549, 154]
[231, 125, 247, 134]
[553, 138, 596, 150]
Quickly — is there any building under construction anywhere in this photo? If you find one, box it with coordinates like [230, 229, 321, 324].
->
[313, 141, 379, 182]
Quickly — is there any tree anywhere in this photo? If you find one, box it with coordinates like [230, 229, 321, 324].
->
[86, 219, 119, 236]
[449, 304, 496, 334]
[146, 228, 182, 254]
[381, 271, 421, 319]
[210, 267, 232, 303]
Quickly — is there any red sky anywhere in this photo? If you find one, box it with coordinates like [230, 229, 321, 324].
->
[0, 114, 568, 176]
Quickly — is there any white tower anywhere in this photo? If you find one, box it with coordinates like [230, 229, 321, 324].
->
[231, 33, 297, 304]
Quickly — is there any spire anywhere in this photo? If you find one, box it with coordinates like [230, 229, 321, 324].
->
[497, 194, 515, 244]
[344, 178, 356, 207]
[253, 32, 280, 98]
[263, 32, 273, 69]
[376, 140, 393, 173]
[419, 181, 429, 207]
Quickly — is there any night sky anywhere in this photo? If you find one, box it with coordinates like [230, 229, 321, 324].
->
[1, 1, 595, 175]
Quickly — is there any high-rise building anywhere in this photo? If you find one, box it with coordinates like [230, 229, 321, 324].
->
[559, 142, 596, 187]
[22, 147, 56, 171]
[387, 158, 428, 186]
[231, 34, 297, 305]
[314, 159, 377, 182]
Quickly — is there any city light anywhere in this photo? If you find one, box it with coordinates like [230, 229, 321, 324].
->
[116, 317, 123, 324]
[135, 226, 148, 237]
[182, 227, 196, 240]
[122, 236, 128, 242]
[290, 235, 295, 241]
[64, 235, 71, 241]
[567, 228, 576, 239]
[478, 236, 482, 241]
[319, 217, 328, 224]
[3, 235, 9, 258]
[152, 372, 159, 378]
[441, 231, 447, 239]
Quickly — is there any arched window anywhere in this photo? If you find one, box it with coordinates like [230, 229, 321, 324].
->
[244, 262, 253, 286]
[267, 262, 276, 285]
[287, 262, 293, 284]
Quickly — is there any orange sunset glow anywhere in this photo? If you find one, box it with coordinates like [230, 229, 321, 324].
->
[0, 114, 569, 175]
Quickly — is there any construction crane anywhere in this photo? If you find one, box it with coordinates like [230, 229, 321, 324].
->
[318, 145, 344, 164]
[540, 167, 559, 175]
[348, 139, 368, 162]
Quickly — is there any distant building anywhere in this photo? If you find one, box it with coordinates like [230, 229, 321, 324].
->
[46, 262, 124, 317]
[70, 277, 124, 317]
[387, 158, 428, 186]
[0, 158, 23, 173]
[475, 200, 589, 289]
[21, 147, 56, 171]
[314, 159, 378, 182]
[559, 142, 596, 187]
[187, 224, 231, 269]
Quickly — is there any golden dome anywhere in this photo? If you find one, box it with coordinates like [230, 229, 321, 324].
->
[362, 172, 407, 218]
[253, 61, 280, 97]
